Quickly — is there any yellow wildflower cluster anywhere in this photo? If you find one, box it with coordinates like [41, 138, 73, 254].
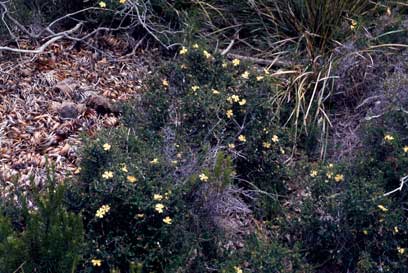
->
[271, 135, 279, 143]
[153, 194, 163, 201]
[263, 142, 271, 149]
[227, 95, 246, 106]
[398, 246, 405, 255]
[179, 46, 188, 55]
[127, 175, 137, 183]
[102, 171, 113, 179]
[228, 143, 235, 149]
[150, 158, 159, 165]
[232, 58, 240, 66]
[238, 135, 246, 142]
[199, 173, 209, 182]
[378, 205, 388, 212]
[203, 50, 212, 59]
[350, 19, 357, 30]
[334, 174, 344, 183]
[99, 1, 106, 8]
[403, 146, 408, 153]
[155, 203, 165, 213]
[226, 109, 234, 119]
[120, 163, 128, 173]
[191, 85, 200, 92]
[96, 204, 111, 218]
[163, 216, 172, 224]
[103, 143, 111, 151]
[310, 170, 318, 177]
[241, 71, 250, 79]
[91, 259, 102, 267]
[162, 79, 169, 87]
[384, 134, 394, 142]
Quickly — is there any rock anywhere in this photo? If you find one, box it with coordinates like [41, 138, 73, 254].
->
[51, 101, 86, 119]
[85, 93, 118, 115]
[53, 78, 79, 97]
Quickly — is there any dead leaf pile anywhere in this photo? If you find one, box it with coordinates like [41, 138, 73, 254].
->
[0, 40, 152, 196]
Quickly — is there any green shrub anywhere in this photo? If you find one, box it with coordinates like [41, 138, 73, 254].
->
[0, 172, 84, 273]
[287, 110, 408, 272]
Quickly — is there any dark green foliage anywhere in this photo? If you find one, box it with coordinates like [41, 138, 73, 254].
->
[0, 172, 84, 273]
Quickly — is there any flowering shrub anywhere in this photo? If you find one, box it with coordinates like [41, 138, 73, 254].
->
[63, 45, 305, 272]
[286, 110, 408, 272]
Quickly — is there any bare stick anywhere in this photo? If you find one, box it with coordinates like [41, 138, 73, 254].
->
[384, 175, 408, 196]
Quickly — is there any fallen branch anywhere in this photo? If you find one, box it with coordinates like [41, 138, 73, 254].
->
[0, 22, 83, 54]
[384, 175, 408, 196]
[0, 35, 64, 54]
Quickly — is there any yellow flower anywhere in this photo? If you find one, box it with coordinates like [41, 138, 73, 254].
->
[155, 203, 165, 213]
[163, 216, 172, 225]
[234, 266, 243, 273]
[228, 143, 235, 149]
[328, 163, 334, 168]
[310, 170, 318, 177]
[280, 147, 285, 154]
[99, 1, 107, 8]
[120, 164, 128, 173]
[136, 213, 144, 218]
[119, 0, 126, 3]
[238, 99, 246, 106]
[150, 158, 159, 165]
[398, 247, 405, 255]
[180, 64, 187, 69]
[226, 109, 234, 119]
[387, 7, 392, 16]
[153, 194, 163, 201]
[162, 79, 169, 87]
[199, 173, 209, 182]
[232, 58, 240, 66]
[238, 135, 246, 142]
[91, 259, 102, 267]
[394, 226, 399, 233]
[103, 143, 111, 151]
[326, 171, 334, 179]
[241, 71, 250, 79]
[272, 135, 279, 143]
[334, 174, 344, 183]
[256, 75, 264, 81]
[363, 230, 368, 235]
[378, 205, 388, 212]
[74, 167, 81, 174]
[403, 146, 408, 153]
[179, 46, 188, 55]
[192, 43, 199, 49]
[227, 95, 240, 103]
[263, 142, 271, 149]
[102, 171, 113, 179]
[350, 19, 357, 30]
[212, 89, 220, 95]
[222, 62, 228, 68]
[127, 175, 137, 183]
[191, 85, 200, 92]
[203, 50, 212, 59]
[96, 205, 110, 218]
[384, 134, 394, 141]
